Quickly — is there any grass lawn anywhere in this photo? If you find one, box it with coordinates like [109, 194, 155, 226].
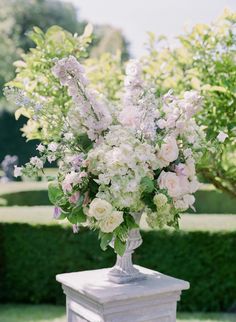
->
[0, 305, 235, 322]
[0, 206, 236, 231]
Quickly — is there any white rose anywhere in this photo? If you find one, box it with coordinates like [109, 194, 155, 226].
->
[158, 136, 179, 165]
[88, 198, 113, 220]
[217, 131, 228, 143]
[99, 211, 124, 233]
[158, 171, 181, 198]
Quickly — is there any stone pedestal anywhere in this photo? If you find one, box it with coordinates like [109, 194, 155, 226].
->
[56, 265, 189, 322]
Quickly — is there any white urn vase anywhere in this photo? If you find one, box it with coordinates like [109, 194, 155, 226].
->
[108, 212, 145, 284]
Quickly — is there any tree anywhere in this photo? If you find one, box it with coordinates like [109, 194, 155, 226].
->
[142, 9, 236, 197]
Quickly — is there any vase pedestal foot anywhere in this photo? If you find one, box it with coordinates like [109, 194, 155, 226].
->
[56, 265, 189, 322]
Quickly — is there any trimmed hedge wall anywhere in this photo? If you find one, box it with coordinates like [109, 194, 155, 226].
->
[0, 223, 236, 312]
[1, 189, 235, 213]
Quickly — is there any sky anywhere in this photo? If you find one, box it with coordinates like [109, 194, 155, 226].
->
[65, 0, 236, 57]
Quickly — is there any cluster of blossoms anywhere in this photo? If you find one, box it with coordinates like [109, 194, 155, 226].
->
[11, 57, 225, 255]
[51, 55, 112, 141]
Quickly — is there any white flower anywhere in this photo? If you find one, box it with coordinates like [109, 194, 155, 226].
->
[14, 166, 23, 178]
[125, 59, 141, 77]
[99, 211, 124, 233]
[153, 193, 168, 208]
[183, 194, 195, 207]
[64, 132, 74, 140]
[183, 148, 192, 158]
[174, 199, 188, 211]
[158, 171, 181, 198]
[61, 171, 80, 192]
[217, 131, 228, 143]
[157, 119, 167, 129]
[158, 136, 179, 166]
[48, 155, 56, 163]
[36, 143, 45, 153]
[30, 156, 43, 169]
[48, 142, 58, 152]
[88, 198, 113, 220]
[119, 106, 140, 128]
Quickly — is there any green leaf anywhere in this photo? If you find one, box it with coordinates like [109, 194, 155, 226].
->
[77, 133, 93, 152]
[114, 237, 126, 256]
[99, 232, 113, 251]
[140, 177, 155, 193]
[125, 215, 139, 229]
[68, 206, 86, 224]
[48, 182, 63, 205]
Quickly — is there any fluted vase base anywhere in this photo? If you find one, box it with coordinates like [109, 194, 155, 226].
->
[108, 221, 145, 284]
[108, 264, 146, 284]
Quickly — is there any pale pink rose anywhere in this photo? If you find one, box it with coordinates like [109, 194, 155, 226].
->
[185, 158, 196, 178]
[178, 175, 190, 195]
[69, 192, 81, 204]
[158, 136, 179, 165]
[158, 171, 181, 198]
[189, 178, 201, 193]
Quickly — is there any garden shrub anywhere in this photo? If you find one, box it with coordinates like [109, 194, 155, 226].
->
[0, 223, 235, 312]
[1, 188, 235, 213]
[1, 190, 49, 206]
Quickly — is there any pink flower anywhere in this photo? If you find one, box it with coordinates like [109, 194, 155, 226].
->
[83, 191, 90, 206]
[69, 192, 80, 204]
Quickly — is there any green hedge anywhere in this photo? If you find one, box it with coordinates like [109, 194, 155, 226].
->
[0, 223, 236, 312]
[1, 191, 49, 206]
[1, 189, 235, 213]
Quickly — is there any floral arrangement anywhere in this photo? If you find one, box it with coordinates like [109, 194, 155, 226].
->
[7, 57, 215, 255]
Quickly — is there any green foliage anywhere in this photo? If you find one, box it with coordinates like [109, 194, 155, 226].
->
[4, 0, 85, 52]
[140, 176, 155, 194]
[142, 9, 236, 197]
[48, 182, 63, 205]
[114, 236, 126, 256]
[8, 25, 93, 141]
[85, 52, 124, 102]
[0, 223, 236, 312]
